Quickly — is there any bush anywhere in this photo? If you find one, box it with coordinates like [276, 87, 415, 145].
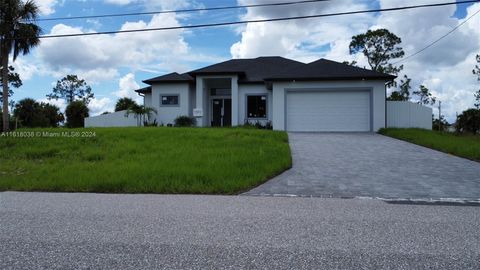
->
[41, 103, 64, 127]
[0, 112, 16, 131]
[243, 120, 273, 130]
[455, 108, 480, 134]
[65, 101, 89, 128]
[143, 119, 158, 127]
[174, 115, 196, 127]
[13, 98, 63, 128]
[432, 117, 449, 132]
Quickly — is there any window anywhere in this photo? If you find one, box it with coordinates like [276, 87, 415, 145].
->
[161, 95, 179, 106]
[247, 95, 267, 118]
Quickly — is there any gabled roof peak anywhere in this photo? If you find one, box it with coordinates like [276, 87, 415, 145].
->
[143, 72, 194, 84]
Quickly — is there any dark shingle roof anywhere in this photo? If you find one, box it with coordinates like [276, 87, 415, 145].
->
[134, 86, 152, 94]
[265, 58, 396, 81]
[141, 57, 395, 87]
[143, 72, 194, 84]
[188, 56, 306, 83]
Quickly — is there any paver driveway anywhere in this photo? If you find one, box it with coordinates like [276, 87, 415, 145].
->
[245, 133, 480, 200]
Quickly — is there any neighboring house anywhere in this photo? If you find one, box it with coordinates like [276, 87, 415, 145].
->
[136, 57, 395, 132]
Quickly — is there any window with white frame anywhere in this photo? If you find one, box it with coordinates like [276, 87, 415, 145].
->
[247, 95, 267, 118]
[161, 95, 179, 106]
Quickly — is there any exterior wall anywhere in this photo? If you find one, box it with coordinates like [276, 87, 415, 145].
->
[238, 84, 273, 125]
[387, 101, 432, 130]
[151, 83, 191, 126]
[189, 84, 196, 117]
[85, 110, 139, 127]
[144, 93, 152, 108]
[272, 80, 387, 131]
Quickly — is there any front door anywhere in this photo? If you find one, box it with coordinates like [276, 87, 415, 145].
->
[211, 98, 232, 127]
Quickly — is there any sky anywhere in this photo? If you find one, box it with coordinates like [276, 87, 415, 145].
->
[9, 0, 480, 122]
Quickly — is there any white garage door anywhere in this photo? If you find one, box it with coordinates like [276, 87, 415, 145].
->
[286, 90, 371, 132]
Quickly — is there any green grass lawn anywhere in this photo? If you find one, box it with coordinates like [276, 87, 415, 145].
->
[379, 128, 480, 162]
[0, 127, 291, 194]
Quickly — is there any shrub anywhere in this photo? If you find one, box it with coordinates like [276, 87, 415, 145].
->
[265, 121, 273, 130]
[40, 103, 64, 127]
[242, 121, 255, 129]
[0, 112, 16, 131]
[455, 108, 480, 134]
[432, 117, 449, 132]
[65, 101, 89, 128]
[174, 115, 196, 127]
[243, 120, 273, 130]
[13, 98, 63, 128]
[143, 119, 158, 127]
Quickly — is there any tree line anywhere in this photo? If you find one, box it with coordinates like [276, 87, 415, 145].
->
[347, 28, 437, 105]
[347, 28, 479, 133]
[1, 74, 93, 129]
[4, 74, 154, 129]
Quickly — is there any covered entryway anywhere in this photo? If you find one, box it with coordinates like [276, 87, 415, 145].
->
[286, 90, 371, 132]
[202, 78, 233, 127]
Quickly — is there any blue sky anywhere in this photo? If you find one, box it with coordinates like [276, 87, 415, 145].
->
[10, 0, 480, 121]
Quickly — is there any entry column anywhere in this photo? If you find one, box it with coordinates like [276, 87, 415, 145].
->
[195, 77, 205, 127]
[231, 75, 239, 126]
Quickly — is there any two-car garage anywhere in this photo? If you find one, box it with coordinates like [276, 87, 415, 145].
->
[285, 90, 372, 132]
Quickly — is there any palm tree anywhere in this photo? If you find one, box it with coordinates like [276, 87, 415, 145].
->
[125, 105, 157, 126]
[115, 97, 138, 112]
[1, 0, 42, 131]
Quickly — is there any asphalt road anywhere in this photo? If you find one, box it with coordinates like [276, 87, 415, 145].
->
[1, 192, 479, 269]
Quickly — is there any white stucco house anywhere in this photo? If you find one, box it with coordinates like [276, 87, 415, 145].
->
[134, 57, 395, 132]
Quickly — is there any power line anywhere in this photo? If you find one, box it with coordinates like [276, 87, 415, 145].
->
[36, 0, 332, 22]
[393, 8, 480, 65]
[29, 0, 480, 39]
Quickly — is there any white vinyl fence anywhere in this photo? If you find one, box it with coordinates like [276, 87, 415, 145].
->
[386, 101, 432, 130]
[84, 110, 140, 127]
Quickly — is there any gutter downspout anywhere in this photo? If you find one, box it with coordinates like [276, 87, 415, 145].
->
[137, 92, 145, 125]
[137, 92, 145, 106]
[385, 83, 387, 129]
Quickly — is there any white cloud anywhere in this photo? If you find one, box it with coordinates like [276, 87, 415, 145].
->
[230, 0, 480, 122]
[231, 0, 374, 63]
[374, 1, 480, 120]
[375, 0, 478, 67]
[36, 13, 189, 83]
[36, 0, 61, 15]
[104, 0, 192, 10]
[104, 0, 132, 5]
[114, 73, 142, 103]
[11, 58, 38, 80]
[38, 98, 67, 112]
[86, 19, 102, 30]
[88, 97, 114, 116]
